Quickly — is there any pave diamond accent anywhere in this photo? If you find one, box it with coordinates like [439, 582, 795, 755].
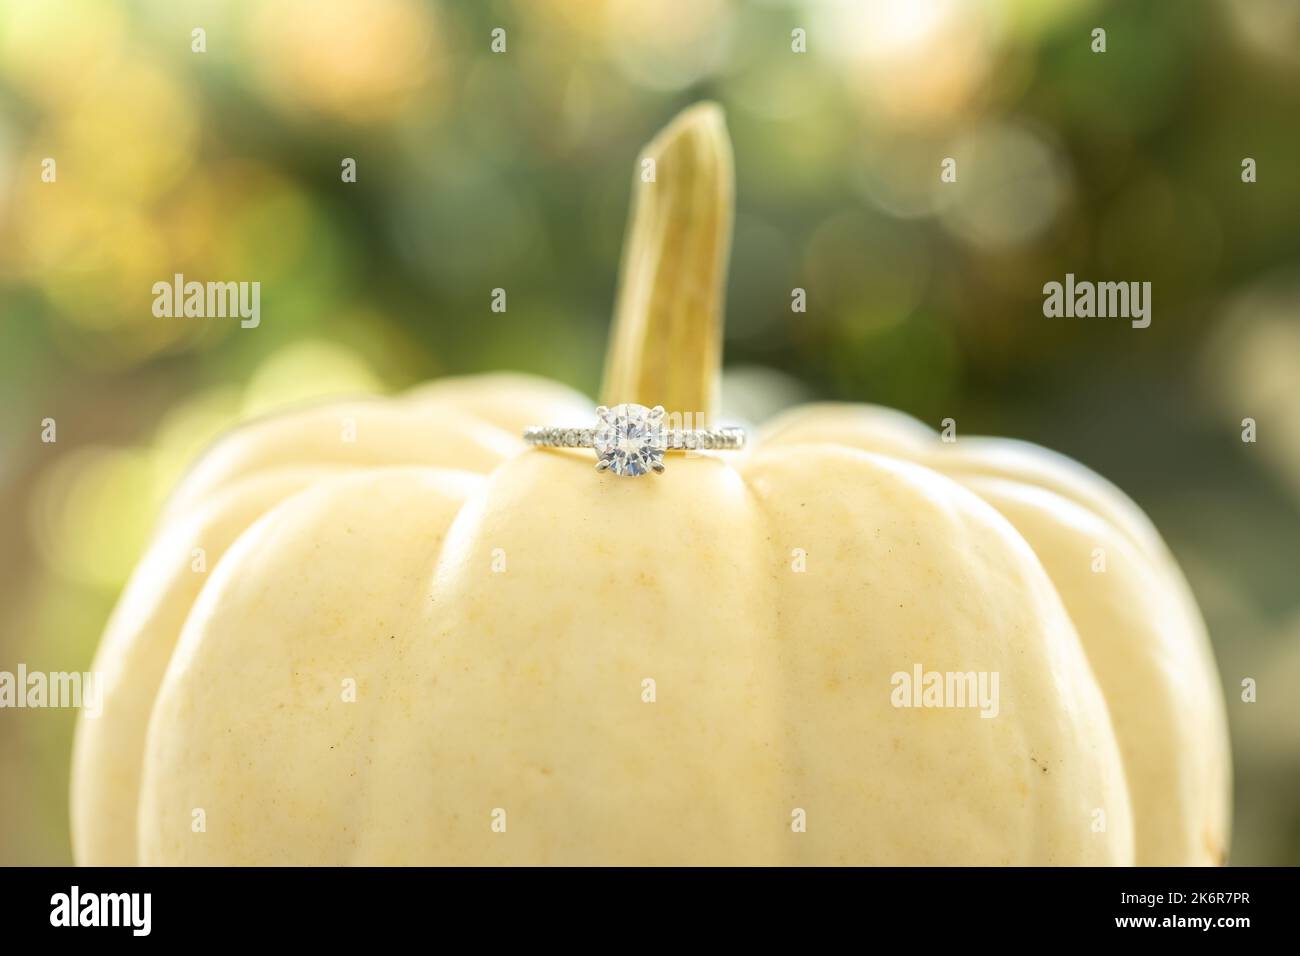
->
[593, 403, 666, 477]
[523, 413, 745, 475]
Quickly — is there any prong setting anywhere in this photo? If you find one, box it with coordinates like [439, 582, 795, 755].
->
[592, 403, 666, 477]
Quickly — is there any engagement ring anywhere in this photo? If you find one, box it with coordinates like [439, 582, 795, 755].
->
[523, 403, 746, 477]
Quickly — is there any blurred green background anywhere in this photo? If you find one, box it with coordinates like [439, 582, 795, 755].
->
[2, 0, 1298, 865]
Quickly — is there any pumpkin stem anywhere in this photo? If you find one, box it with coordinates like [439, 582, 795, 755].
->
[600, 102, 734, 424]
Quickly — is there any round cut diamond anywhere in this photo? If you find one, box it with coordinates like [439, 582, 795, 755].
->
[594, 403, 665, 477]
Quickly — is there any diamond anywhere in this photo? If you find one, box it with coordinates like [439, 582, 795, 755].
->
[593, 403, 666, 477]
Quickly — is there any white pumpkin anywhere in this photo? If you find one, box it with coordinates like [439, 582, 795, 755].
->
[72, 105, 1230, 865]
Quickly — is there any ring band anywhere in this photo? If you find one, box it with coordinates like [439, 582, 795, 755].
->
[522, 426, 746, 450]
[523, 403, 745, 476]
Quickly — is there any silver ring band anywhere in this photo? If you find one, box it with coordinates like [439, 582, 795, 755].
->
[523, 403, 746, 477]
[523, 425, 745, 451]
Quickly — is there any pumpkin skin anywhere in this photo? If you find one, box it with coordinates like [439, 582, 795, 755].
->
[70, 372, 1229, 865]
